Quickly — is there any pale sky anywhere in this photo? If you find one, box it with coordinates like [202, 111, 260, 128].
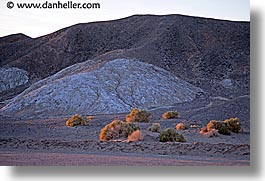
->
[0, 0, 250, 38]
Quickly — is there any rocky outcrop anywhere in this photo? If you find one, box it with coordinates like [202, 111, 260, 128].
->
[0, 59, 203, 118]
[0, 68, 29, 93]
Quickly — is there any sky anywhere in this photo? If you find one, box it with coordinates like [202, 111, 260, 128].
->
[0, 0, 250, 38]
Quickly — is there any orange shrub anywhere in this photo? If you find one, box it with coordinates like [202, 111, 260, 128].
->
[66, 114, 88, 127]
[127, 130, 144, 142]
[176, 123, 186, 130]
[126, 108, 151, 122]
[162, 111, 179, 119]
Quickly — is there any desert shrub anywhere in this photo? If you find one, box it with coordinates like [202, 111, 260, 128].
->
[148, 123, 161, 132]
[199, 127, 208, 134]
[128, 130, 144, 142]
[176, 123, 186, 130]
[66, 114, 88, 127]
[202, 118, 242, 136]
[224, 117, 241, 133]
[99, 120, 125, 141]
[99, 120, 140, 141]
[159, 128, 186, 142]
[162, 111, 179, 119]
[124, 122, 141, 136]
[204, 129, 218, 138]
[126, 108, 151, 122]
[206, 120, 230, 135]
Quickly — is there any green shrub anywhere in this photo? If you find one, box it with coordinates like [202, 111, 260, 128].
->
[159, 128, 186, 142]
[124, 122, 141, 136]
[66, 114, 88, 127]
[224, 117, 241, 133]
[202, 118, 242, 136]
[206, 120, 230, 135]
[99, 120, 140, 141]
[126, 108, 151, 122]
[162, 111, 179, 119]
[148, 123, 161, 132]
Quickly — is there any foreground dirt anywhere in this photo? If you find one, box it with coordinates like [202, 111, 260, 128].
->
[0, 151, 249, 166]
[0, 97, 250, 166]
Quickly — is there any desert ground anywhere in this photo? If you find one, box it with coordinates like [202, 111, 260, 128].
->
[0, 96, 250, 166]
[0, 14, 250, 166]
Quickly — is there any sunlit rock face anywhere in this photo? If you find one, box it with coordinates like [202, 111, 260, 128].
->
[0, 68, 29, 93]
[0, 59, 203, 118]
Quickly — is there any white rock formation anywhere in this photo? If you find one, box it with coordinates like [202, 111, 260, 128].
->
[0, 59, 203, 118]
[0, 68, 29, 93]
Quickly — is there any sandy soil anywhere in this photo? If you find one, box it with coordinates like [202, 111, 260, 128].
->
[0, 151, 249, 166]
[0, 97, 250, 166]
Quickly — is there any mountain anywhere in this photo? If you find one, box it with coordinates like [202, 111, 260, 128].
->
[0, 14, 249, 118]
[0, 59, 203, 118]
[0, 14, 250, 102]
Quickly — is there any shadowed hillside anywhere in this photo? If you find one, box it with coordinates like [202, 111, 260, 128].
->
[0, 14, 249, 101]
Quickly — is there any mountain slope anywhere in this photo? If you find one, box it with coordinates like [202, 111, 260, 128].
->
[0, 59, 203, 118]
[0, 14, 249, 100]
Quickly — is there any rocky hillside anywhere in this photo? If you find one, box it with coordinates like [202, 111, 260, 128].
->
[0, 59, 203, 118]
[0, 14, 249, 100]
[0, 67, 29, 93]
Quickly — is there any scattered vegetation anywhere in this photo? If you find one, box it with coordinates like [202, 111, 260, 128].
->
[124, 122, 141, 136]
[66, 114, 89, 127]
[206, 120, 230, 135]
[148, 123, 161, 132]
[162, 111, 179, 119]
[201, 118, 242, 136]
[126, 108, 151, 123]
[100, 120, 124, 141]
[224, 117, 241, 133]
[159, 128, 186, 142]
[205, 129, 219, 138]
[176, 123, 186, 130]
[200, 126, 218, 138]
[128, 130, 144, 142]
[99, 120, 140, 141]
[199, 127, 208, 134]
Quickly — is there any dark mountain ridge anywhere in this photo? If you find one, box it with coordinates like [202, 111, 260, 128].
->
[0, 14, 250, 101]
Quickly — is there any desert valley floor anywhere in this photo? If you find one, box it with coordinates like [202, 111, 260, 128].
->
[0, 95, 250, 166]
